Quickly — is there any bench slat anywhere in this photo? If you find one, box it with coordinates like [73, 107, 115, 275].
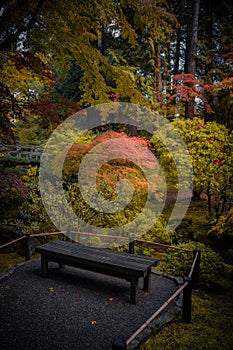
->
[36, 241, 158, 273]
[38, 240, 157, 265]
[37, 247, 151, 277]
[35, 240, 159, 304]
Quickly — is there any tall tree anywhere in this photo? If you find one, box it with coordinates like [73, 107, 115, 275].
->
[167, 0, 233, 123]
[184, 0, 200, 119]
[1, 0, 232, 140]
[0, 0, 143, 141]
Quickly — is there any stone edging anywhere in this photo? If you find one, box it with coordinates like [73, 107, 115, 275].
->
[127, 270, 184, 350]
[0, 260, 183, 350]
[0, 260, 32, 283]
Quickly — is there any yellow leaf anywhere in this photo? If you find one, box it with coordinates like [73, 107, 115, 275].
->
[91, 320, 97, 325]
[49, 287, 54, 292]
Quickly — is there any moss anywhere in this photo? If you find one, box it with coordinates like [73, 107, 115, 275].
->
[0, 253, 25, 274]
[139, 288, 233, 350]
[161, 241, 225, 290]
[224, 263, 233, 281]
[183, 200, 211, 242]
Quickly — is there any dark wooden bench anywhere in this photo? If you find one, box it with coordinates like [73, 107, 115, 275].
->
[35, 240, 159, 304]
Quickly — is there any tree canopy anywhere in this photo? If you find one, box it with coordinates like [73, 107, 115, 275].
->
[0, 0, 233, 142]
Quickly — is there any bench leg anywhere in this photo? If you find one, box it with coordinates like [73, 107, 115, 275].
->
[143, 271, 151, 292]
[130, 277, 138, 304]
[41, 255, 48, 277]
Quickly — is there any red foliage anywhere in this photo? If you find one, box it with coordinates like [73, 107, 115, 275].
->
[10, 52, 54, 86]
[213, 159, 223, 166]
[0, 169, 27, 196]
[171, 74, 201, 101]
[174, 74, 199, 86]
[0, 114, 15, 143]
[63, 131, 158, 181]
[222, 44, 233, 63]
[130, 135, 154, 151]
[203, 84, 214, 90]
[171, 73, 215, 114]
[108, 93, 120, 102]
[31, 94, 80, 128]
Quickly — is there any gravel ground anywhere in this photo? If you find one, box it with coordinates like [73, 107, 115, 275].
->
[0, 258, 179, 350]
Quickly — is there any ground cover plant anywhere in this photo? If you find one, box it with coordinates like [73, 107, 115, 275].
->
[1, 151, 232, 349]
[1, 193, 232, 349]
[139, 287, 233, 350]
[137, 198, 233, 349]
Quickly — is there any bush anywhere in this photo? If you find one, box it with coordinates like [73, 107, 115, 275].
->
[65, 179, 171, 245]
[161, 241, 225, 290]
[0, 169, 27, 214]
[6, 166, 56, 235]
[208, 208, 233, 248]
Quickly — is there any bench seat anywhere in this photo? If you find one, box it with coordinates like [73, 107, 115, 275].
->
[35, 240, 159, 304]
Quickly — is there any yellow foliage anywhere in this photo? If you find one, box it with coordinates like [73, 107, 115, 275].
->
[0, 55, 50, 96]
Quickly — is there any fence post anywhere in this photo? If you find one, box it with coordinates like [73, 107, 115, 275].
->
[182, 277, 192, 323]
[129, 236, 135, 254]
[66, 228, 71, 242]
[112, 339, 127, 350]
[192, 249, 201, 289]
[25, 234, 31, 261]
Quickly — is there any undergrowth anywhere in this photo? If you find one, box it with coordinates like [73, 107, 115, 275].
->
[1, 199, 232, 350]
[138, 199, 233, 350]
[139, 287, 233, 350]
[0, 253, 25, 274]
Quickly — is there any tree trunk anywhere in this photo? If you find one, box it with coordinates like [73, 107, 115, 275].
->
[207, 182, 212, 213]
[205, 0, 214, 75]
[154, 43, 163, 105]
[101, 25, 107, 55]
[185, 0, 200, 119]
[174, 28, 181, 75]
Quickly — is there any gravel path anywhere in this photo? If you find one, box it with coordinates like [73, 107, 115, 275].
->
[0, 258, 179, 350]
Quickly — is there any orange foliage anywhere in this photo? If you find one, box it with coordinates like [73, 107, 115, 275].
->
[62, 130, 159, 192]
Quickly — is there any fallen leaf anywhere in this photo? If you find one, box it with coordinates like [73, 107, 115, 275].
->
[91, 320, 97, 325]
[109, 297, 114, 301]
[49, 287, 54, 292]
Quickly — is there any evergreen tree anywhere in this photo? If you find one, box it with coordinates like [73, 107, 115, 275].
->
[184, 0, 200, 119]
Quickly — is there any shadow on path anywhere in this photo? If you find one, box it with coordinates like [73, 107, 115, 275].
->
[0, 259, 180, 350]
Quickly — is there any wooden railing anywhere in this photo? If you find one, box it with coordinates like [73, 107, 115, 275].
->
[112, 240, 200, 350]
[0, 144, 47, 163]
[0, 231, 200, 350]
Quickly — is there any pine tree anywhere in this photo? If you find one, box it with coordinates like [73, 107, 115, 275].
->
[184, 0, 200, 119]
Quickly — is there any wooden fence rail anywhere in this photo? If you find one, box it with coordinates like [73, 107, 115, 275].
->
[112, 246, 201, 350]
[0, 144, 47, 163]
[0, 231, 200, 350]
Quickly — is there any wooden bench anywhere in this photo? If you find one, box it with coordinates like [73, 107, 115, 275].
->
[35, 240, 159, 304]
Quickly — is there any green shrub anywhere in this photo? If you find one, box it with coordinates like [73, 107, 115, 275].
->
[208, 208, 233, 248]
[161, 241, 224, 290]
[0, 168, 27, 214]
[6, 166, 56, 235]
